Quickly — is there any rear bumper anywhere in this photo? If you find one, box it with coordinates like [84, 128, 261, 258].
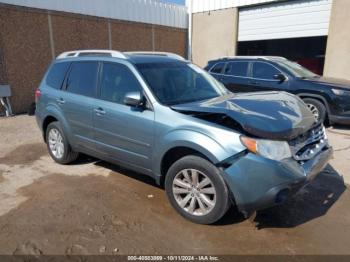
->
[222, 146, 333, 214]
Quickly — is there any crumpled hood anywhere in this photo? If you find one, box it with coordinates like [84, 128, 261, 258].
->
[172, 91, 316, 140]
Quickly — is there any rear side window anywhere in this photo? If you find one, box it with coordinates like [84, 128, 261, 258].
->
[210, 63, 225, 74]
[100, 62, 141, 104]
[66, 62, 98, 97]
[252, 62, 280, 80]
[224, 61, 249, 77]
[46, 62, 70, 89]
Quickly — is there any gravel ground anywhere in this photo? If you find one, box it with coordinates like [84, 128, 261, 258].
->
[0, 115, 349, 255]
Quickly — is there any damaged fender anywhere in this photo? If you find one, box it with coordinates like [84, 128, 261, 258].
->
[153, 128, 246, 179]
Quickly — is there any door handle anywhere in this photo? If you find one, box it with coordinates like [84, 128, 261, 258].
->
[250, 81, 259, 85]
[56, 98, 65, 105]
[94, 107, 106, 115]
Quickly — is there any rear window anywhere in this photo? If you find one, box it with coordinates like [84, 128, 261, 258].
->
[66, 61, 99, 97]
[224, 61, 249, 77]
[210, 63, 225, 74]
[46, 62, 70, 89]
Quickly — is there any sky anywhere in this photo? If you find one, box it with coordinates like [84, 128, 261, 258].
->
[162, 0, 186, 5]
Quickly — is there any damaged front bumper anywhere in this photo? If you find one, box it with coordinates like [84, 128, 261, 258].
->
[221, 146, 333, 215]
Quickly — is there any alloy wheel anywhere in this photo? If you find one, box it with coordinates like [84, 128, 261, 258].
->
[172, 169, 216, 216]
[48, 128, 64, 159]
[307, 103, 320, 121]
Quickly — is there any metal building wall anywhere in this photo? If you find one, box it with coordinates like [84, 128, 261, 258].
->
[324, 0, 350, 80]
[187, 0, 279, 13]
[0, 0, 188, 28]
[239, 0, 332, 41]
[192, 8, 238, 67]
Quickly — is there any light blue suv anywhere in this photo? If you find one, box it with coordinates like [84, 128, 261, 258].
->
[35, 50, 333, 224]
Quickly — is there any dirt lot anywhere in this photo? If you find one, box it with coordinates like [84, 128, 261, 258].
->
[0, 115, 350, 255]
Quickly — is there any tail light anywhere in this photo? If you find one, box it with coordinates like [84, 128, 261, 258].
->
[35, 89, 41, 103]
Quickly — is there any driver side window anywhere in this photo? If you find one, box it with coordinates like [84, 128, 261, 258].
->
[100, 62, 142, 104]
[252, 62, 281, 80]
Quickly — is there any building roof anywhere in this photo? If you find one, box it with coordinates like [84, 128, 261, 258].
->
[0, 0, 188, 28]
[187, 0, 280, 14]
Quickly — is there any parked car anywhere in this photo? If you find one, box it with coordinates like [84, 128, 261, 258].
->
[36, 50, 332, 224]
[205, 56, 350, 125]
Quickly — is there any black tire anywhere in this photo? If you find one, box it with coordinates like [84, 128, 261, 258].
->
[302, 98, 327, 124]
[165, 155, 230, 224]
[45, 121, 79, 164]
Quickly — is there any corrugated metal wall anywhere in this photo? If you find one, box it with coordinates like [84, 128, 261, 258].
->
[187, 0, 279, 13]
[0, 0, 188, 28]
[238, 0, 332, 41]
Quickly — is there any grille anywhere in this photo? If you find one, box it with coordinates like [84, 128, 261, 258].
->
[289, 124, 328, 163]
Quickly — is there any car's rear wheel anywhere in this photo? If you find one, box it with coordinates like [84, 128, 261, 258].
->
[165, 155, 230, 224]
[46, 121, 79, 164]
[303, 98, 327, 124]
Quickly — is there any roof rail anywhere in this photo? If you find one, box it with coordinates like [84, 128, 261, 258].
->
[57, 49, 127, 59]
[220, 56, 287, 61]
[125, 51, 185, 61]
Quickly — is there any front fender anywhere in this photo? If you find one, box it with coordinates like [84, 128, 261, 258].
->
[153, 129, 243, 176]
[296, 92, 331, 113]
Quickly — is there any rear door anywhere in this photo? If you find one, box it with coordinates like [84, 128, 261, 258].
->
[93, 61, 154, 173]
[60, 61, 99, 150]
[208, 62, 226, 82]
[249, 61, 289, 92]
[40, 61, 71, 114]
[219, 61, 251, 92]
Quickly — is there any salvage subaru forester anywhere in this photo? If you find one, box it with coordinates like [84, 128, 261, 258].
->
[35, 50, 333, 224]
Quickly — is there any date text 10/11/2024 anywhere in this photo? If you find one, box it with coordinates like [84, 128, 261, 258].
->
[127, 256, 220, 261]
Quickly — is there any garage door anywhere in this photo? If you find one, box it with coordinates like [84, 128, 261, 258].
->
[238, 0, 332, 41]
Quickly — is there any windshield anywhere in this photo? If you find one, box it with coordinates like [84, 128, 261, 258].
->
[276, 60, 319, 78]
[136, 62, 228, 105]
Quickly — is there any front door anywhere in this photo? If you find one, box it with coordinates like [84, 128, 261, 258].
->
[249, 61, 289, 92]
[93, 62, 154, 173]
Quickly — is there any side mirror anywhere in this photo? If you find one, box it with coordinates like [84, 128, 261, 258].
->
[124, 91, 143, 107]
[273, 73, 286, 82]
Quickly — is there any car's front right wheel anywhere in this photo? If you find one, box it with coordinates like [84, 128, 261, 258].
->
[165, 155, 230, 224]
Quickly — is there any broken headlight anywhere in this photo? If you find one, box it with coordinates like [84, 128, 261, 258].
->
[240, 136, 292, 161]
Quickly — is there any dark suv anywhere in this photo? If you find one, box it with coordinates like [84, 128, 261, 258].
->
[205, 56, 350, 125]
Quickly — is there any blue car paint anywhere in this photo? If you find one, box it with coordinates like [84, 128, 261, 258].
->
[36, 54, 332, 214]
[222, 148, 332, 212]
[171, 91, 316, 140]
